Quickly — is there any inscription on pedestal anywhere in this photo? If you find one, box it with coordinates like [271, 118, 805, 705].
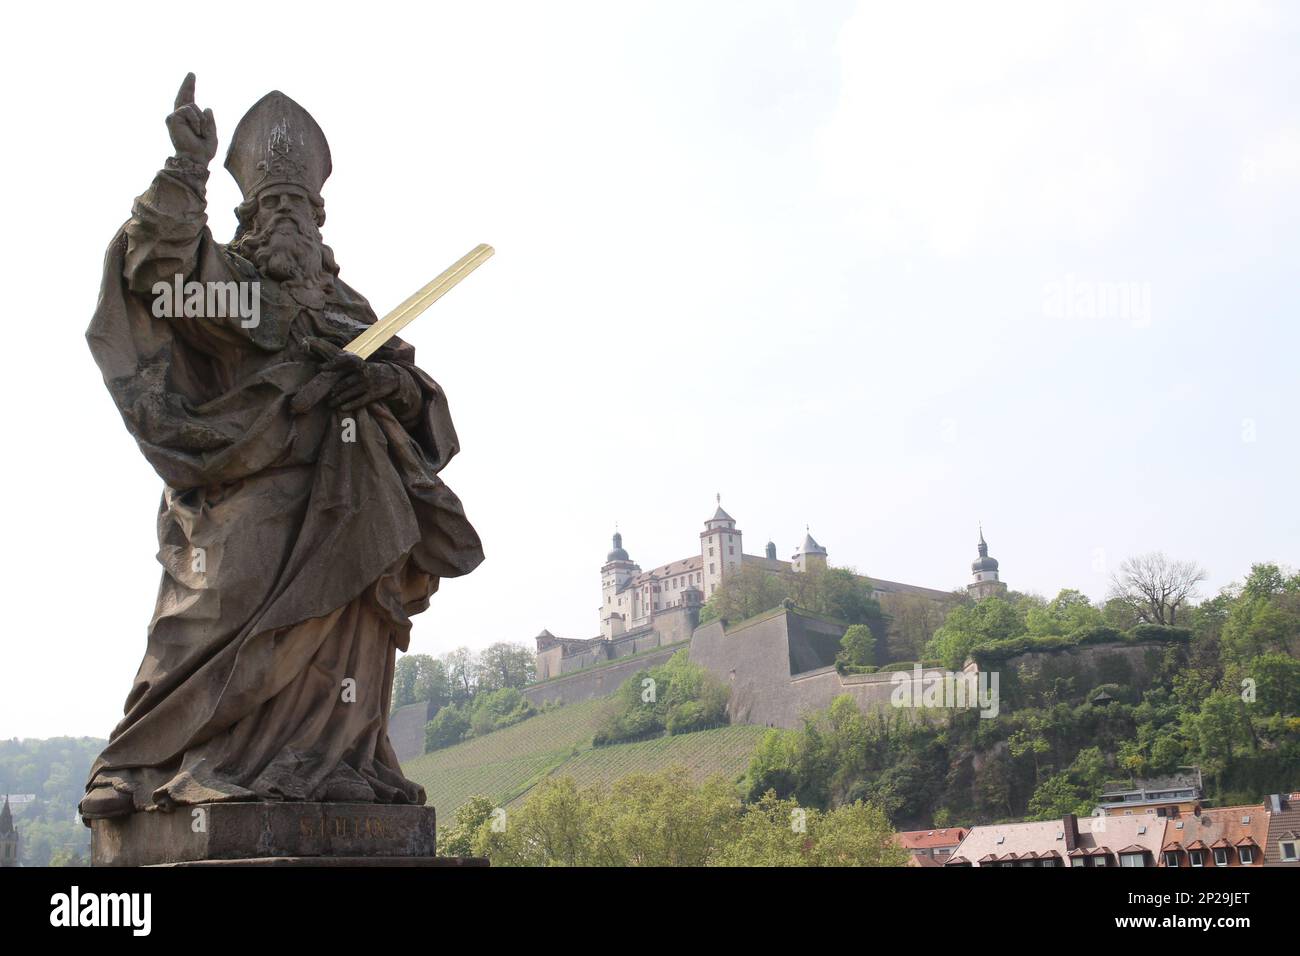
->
[91, 802, 437, 867]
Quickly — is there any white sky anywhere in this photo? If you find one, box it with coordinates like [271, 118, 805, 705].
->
[2, 0, 1297, 738]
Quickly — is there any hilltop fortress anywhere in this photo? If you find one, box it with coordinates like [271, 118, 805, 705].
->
[534, 499, 1008, 681]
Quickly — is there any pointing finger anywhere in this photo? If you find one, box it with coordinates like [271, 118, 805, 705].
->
[175, 72, 196, 111]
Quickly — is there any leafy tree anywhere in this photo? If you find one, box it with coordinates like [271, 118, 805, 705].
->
[1025, 589, 1103, 637]
[1220, 565, 1300, 662]
[925, 596, 1027, 669]
[441, 647, 481, 704]
[698, 564, 789, 624]
[468, 687, 535, 737]
[476, 642, 536, 693]
[587, 769, 741, 866]
[1026, 746, 1107, 819]
[477, 776, 594, 866]
[391, 653, 452, 713]
[425, 705, 470, 751]
[713, 791, 909, 867]
[699, 564, 885, 629]
[881, 591, 954, 661]
[1027, 773, 1091, 819]
[1243, 653, 1300, 716]
[837, 623, 877, 668]
[437, 796, 497, 857]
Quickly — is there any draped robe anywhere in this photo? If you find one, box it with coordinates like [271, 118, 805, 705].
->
[81, 161, 484, 814]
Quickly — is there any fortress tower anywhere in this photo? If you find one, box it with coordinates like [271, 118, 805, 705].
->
[792, 530, 828, 573]
[700, 495, 742, 597]
[600, 530, 640, 638]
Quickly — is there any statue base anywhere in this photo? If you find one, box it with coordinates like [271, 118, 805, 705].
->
[90, 802, 463, 867]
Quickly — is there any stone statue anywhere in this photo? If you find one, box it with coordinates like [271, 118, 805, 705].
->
[80, 75, 484, 821]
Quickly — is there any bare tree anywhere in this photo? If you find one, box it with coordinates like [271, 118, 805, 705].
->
[1108, 552, 1207, 626]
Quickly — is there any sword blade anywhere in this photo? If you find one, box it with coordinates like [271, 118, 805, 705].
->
[344, 243, 494, 359]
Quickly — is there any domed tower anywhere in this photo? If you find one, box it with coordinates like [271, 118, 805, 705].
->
[792, 529, 828, 573]
[0, 795, 18, 867]
[967, 526, 1008, 601]
[601, 530, 640, 638]
[700, 495, 743, 597]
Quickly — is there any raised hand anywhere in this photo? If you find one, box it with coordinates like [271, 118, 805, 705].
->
[166, 72, 217, 166]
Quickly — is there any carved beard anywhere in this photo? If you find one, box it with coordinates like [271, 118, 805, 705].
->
[233, 210, 338, 284]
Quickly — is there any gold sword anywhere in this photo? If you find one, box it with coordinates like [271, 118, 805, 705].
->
[344, 243, 494, 358]
[290, 243, 494, 415]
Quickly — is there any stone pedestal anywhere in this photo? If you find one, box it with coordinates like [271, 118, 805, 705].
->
[90, 802, 473, 867]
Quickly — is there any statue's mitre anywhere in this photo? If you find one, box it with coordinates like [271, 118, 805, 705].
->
[224, 91, 332, 201]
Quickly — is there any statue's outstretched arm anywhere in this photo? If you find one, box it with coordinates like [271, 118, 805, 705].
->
[123, 73, 219, 294]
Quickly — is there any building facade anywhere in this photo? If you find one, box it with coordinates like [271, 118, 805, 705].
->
[1095, 770, 1204, 818]
[536, 499, 1008, 680]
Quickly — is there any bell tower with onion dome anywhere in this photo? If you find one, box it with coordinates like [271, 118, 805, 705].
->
[967, 526, 1008, 601]
[600, 530, 640, 638]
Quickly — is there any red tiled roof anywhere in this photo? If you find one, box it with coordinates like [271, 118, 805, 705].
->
[896, 828, 967, 850]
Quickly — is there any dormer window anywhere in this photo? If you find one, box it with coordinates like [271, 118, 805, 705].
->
[1239, 846, 1254, 865]
[1213, 847, 1228, 867]
[1189, 850, 1205, 867]
[1163, 851, 1180, 867]
[1279, 840, 1298, 861]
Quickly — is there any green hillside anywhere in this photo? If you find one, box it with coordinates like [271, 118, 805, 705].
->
[509, 724, 768, 808]
[401, 697, 767, 815]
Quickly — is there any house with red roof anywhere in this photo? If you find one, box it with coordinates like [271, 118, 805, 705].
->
[1158, 803, 1267, 868]
[1262, 793, 1300, 867]
[896, 827, 968, 864]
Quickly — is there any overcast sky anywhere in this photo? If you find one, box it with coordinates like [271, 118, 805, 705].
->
[2, 1, 1297, 739]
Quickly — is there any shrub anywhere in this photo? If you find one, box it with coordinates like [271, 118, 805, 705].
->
[1072, 625, 1125, 647]
[593, 650, 730, 745]
[468, 687, 535, 737]
[1129, 623, 1193, 644]
[425, 705, 470, 751]
[837, 663, 878, 675]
